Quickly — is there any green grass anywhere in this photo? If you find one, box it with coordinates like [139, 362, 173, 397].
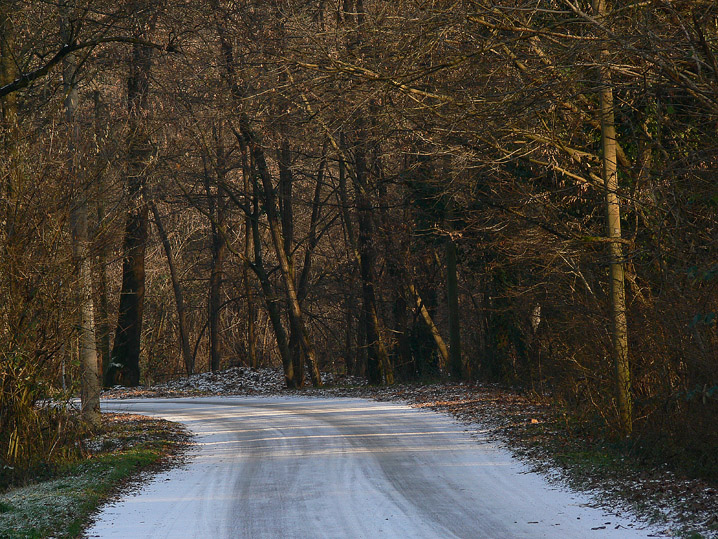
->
[0, 415, 190, 539]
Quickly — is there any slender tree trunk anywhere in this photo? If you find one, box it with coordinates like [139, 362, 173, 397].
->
[446, 238, 462, 379]
[95, 229, 111, 377]
[409, 284, 449, 374]
[249, 137, 322, 386]
[337, 152, 360, 376]
[352, 137, 393, 385]
[107, 30, 154, 387]
[62, 4, 100, 426]
[594, 0, 632, 435]
[344, 292, 355, 374]
[277, 137, 304, 387]
[295, 144, 328, 384]
[92, 91, 112, 381]
[243, 171, 258, 369]
[249, 177, 295, 386]
[150, 202, 194, 375]
[208, 220, 225, 372]
[204, 137, 227, 373]
[212, 7, 311, 385]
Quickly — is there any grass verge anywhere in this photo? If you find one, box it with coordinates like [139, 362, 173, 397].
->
[0, 413, 191, 539]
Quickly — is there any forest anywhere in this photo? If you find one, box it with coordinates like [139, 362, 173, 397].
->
[1, 0, 716, 483]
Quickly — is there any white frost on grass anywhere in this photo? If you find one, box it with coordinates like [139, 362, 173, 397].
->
[0, 471, 100, 534]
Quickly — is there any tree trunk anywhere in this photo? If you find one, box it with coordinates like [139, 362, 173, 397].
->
[249, 136, 322, 387]
[297, 148, 329, 378]
[248, 176, 295, 386]
[107, 33, 154, 387]
[204, 138, 227, 373]
[208, 223, 225, 372]
[62, 5, 100, 427]
[352, 136, 393, 385]
[212, 7, 312, 386]
[243, 171, 258, 369]
[150, 202, 194, 375]
[92, 91, 112, 381]
[409, 283, 449, 374]
[594, 0, 632, 435]
[277, 137, 304, 387]
[446, 238, 462, 379]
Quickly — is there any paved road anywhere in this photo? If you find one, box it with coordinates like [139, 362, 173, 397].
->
[86, 396, 657, 538]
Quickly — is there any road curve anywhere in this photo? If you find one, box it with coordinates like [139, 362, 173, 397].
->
[85, 396, 656, 538]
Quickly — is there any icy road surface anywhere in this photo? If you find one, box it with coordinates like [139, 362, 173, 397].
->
[86, 396, 658, 538]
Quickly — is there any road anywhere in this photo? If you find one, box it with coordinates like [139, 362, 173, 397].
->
[85, 396, 657, 538]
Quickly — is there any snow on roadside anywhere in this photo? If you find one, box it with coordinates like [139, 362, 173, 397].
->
[102, 367, 365, 399]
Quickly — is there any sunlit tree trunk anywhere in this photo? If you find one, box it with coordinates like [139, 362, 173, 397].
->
[409, 284, 449, 374]
[243, 166, 258, 369]
[212, 7, 314, 386]
[295, 145, 328, 384]
[594, 0, 632, 435]
[277, 136, 304, 387]
[250, 134, 322, 387]
[248, 175, 295, 386]
[62, 2, 100, 426]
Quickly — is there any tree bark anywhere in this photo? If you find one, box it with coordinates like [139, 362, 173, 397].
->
[107, 25, 154, 387]
[212, 5, 316, 386]
[277, 137, 304, 387]
[62, 3, 100, 427]
[594, 0, 632, 435]
[248, 175, 295, 386]
[150, 201, 194, 375]
[92, 91, 112, 381]
[446, 238, 462, 379]
[409, 283, 449, 374]
[351, 135, 393, 385]
[243, 166, 258, 369]
[204, 134, 227, 373]
[250, 134, 322, 387]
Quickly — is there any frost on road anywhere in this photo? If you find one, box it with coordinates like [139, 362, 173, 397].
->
[86, 397, 656, 538]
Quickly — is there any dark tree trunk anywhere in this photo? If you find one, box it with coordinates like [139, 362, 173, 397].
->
[107, 203, 147, 386]
[205, 139, 227, 373]
[353, 139, 393, 384]
[446, 238, 462, 379]
[213, 5, 309, 386]
[208, 227, 226, 372]
[106, 31, 154, 387]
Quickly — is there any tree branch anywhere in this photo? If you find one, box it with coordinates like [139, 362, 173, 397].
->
[0, 37, 176, 97]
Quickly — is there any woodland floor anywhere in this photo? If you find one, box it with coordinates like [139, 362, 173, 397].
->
[102, 367, 718, 538]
